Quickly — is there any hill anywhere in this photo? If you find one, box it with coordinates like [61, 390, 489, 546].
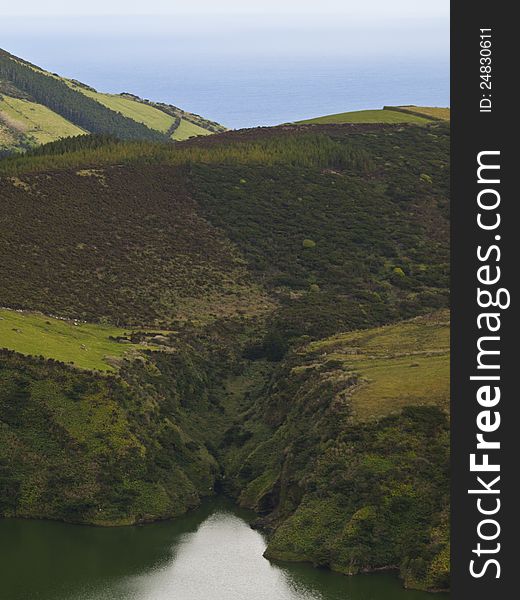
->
[0, 123, 449, 334]
[296, 106, 450, 125]
[385, 106, 450, 121]
[0, 120, 450, 590]
[0, 309, 169, 372]
[222, 311, 449, 591]
[0, 49, 225, 154]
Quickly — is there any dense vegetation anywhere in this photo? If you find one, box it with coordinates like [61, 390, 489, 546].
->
[0, 346, 224, 524]
[192, 125, 449, 338]
[221, 312, 450, 591]
[0, 120, 450, 591]
[0, 124, 448, 339]
[0, 127, 376, 175]
[0, 162, 274, 325]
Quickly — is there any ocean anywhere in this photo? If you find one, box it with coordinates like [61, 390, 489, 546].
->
[0, 15, 449, 129]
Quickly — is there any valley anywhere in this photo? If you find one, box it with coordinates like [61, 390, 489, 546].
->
[0, 52, 450, 593]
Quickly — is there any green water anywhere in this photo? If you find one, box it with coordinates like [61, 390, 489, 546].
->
[0, 498, 446, 600]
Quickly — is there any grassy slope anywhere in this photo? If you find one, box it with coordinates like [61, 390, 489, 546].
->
[72, 87, 213, 140]
[394, 106, 450, 121]
[71, 86, 176, 133]
[0, 51, 165, 143]
[296, 108, 432, 125]
[306, 311, 449, 421]
[0, 95, 84, 143]
[172, 118, 213, 141]
[0, 48, 222, 151]
[0, 309, 157, 371]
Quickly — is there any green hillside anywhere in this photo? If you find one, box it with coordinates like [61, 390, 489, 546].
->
[0, 123, 449, 333]
[223, 311, 449, 591]
[74, 88, 176, 133]
[0, 120, 450, 591]
[0, 94, 85, 144]
[0, 48, 225, 154]
[296, 106, 449, 125]
[66, 84, 218, 141]
[0, 309, 164, 371]
[0, 347, 220, 525]
[387, 106, 451, 121]
[305, 311, 450, 421]
[173, 118, 214, 141]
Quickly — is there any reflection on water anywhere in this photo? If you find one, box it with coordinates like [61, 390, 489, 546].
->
[0, 498, 445, 600]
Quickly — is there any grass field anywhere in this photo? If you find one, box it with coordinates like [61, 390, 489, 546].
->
[306, 310, 450, 421]
[172, 118, 213, 140]
[71, 85, 177, 133]
[1, 58, 218, 149]
[296, 108, 432, 125]
[394, 106, 451, 121]
[0, 95, 85, 143]
[66, 83, 215, 140]
[0, 309, 160, 371]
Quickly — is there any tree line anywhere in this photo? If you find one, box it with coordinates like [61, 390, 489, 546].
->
[0, 50, 166, 142]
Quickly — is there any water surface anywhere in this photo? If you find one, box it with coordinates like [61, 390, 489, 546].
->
[0, 498, 445, 600]
[0, 15, 449, 129]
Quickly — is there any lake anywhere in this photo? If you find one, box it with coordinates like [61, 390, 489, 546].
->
[0, 497, 445, 600]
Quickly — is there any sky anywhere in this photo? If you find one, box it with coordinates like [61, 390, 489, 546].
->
[0, 1, 449, 61]
[0, 0, 448, 19]
[0, 0, 449, 127]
